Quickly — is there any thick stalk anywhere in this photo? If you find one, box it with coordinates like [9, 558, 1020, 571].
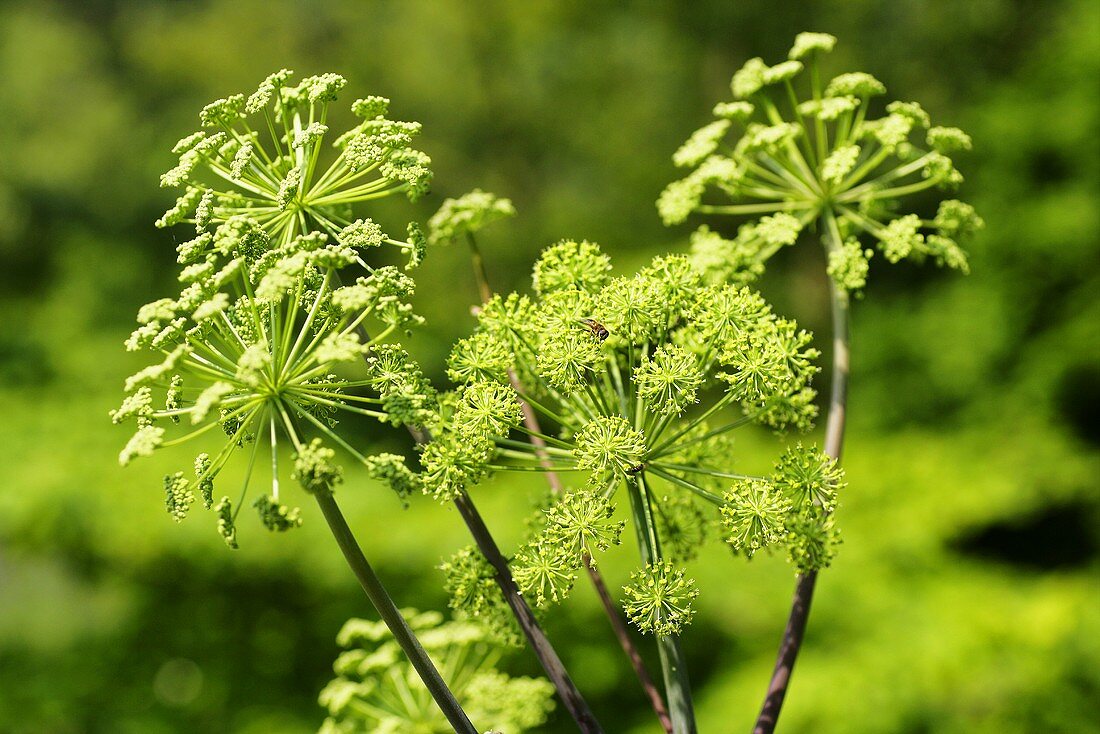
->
[314, 491, 477, 734]
[466, 232, 670, 731]
[628, 476, 697, 734]
[452, 491, 603, 733]
[752, 223, 850, 734]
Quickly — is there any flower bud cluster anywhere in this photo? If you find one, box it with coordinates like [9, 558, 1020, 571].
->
[157, 70, 431, 269]
[722, 444, 844, 571]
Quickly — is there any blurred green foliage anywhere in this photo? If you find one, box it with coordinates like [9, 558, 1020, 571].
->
[0, 0, 1097, 732]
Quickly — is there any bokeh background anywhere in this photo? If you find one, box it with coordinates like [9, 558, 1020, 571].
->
[1, 1, 1098, 732]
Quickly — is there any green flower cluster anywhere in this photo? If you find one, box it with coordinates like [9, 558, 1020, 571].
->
[721, 443, 843, 571]
[660, 32, 983, 294]
[157, 69, 429, 268]
[319, 610, 554, 734]
[115, 72, 438, 545]
[427, 189, 516, 246]
[622, 562, 700, 637]
[430, 240, 842, 635]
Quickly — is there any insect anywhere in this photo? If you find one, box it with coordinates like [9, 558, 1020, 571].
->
[580, 318, 610, 341]
[625, 463, 646, 475]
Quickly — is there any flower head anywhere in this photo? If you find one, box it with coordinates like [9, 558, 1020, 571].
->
[427, 240, 840, 622]
[427, 189, 516, 246]
[660, 34, 983, 294]
[157, 70, 430, 270]
[115, 215, 432, 544]
[622, 562, 700, 636]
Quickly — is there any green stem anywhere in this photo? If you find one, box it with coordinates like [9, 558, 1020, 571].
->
[627, 475, 697, 734]
[452, 491, 605, 733]
[314, 491, 477, 734]
[751, 220, 850, 734]
[697, 200, 811, 215]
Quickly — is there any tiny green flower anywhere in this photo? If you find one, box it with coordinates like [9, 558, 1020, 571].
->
[253, 494, 303, 531]
[292, 438, 343, 495]
[788, 32, 837, 60]
[622, 562, 700, 636]
[531, 239, 613, 296]
[574, 416, 647, 482]
[440, 547, 523, 647]
[214, 496, 238, 549]
[361, 453, 423, 505]
[721, 479, 790, 558]
[543, 489, 625, 559]
[635, 344, 704, 416]
[513, 541, 578, 607]
[164, 472, 194, 522]
[785, 509, 841, 572]
[771, 443, 844, 514]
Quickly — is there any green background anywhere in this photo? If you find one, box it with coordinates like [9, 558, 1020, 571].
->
[1, 0, 1098, 732]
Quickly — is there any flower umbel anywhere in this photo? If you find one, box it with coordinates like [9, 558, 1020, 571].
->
[659, 34, 983, 294]
[158, 70, 431, 270]
[622, 562, 700, 636]
[427, 241, 839, 630]
[114, 218, 433, 543]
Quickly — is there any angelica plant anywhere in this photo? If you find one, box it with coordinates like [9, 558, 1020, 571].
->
[660, 33, 981, 733]
[428, 240, 844, 733]
[320, 610, 554, 734]
[115, 71, 480, 734]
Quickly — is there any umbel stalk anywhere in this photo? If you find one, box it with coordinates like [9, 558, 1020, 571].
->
[627, 474, 697, 734]
[411, 432, 605, 733]
[453, 492, 604, 733]
[752, 227, 850, 734]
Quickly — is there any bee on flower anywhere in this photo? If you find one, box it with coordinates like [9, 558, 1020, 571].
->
[430, 239, 845, 639]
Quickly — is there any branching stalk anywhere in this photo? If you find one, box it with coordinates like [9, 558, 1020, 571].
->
[452, 491, 604, 733]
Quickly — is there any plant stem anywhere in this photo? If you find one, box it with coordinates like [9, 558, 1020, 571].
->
[584, 553, 674, 733]
[314, 490, 477, 734]
[466, 232, 494, 303]
[751, 221, 850, 734]
[628, 475, 697, 734]
[519, 388, 672, 734]
[452, 490, 604, 733]
[465, 231, 670, 732]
